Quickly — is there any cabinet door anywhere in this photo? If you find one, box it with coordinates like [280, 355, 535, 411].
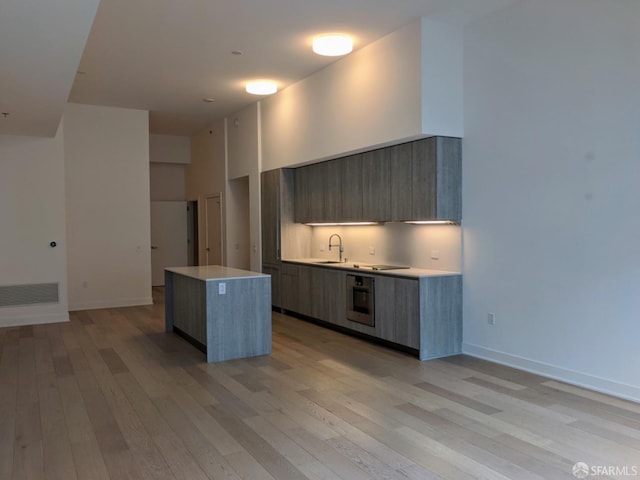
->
[261, 170, 280, 264]
[296, 265, 313, 317]
[389, 142, 413, 221]
[310, 266, 327, 320]
[322, 269, 346, 326]
[393, 278, 420, 349]
[374, 275, 396, 342]
[362, 148, 390, 221]
[435, 137, 462, 222]
[412, 137, 462, 222]
[294, 167, 311, 223]
[411, 138, 437, 220]
[262, 264, 281, 309]
[374, 275, 419, 348]
[281, 263, 299, 312]
[307, 163, 326, 223]
[323, 160, 343, 223]
[341, 154, 363, 222]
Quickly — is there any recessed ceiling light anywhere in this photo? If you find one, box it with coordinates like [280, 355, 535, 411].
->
[245, 80, 278, 95]
[202, 98, 215, 103]
[312, 34, 353, 56]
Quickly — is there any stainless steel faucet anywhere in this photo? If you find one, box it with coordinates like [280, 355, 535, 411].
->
[328, 233, 344, 262]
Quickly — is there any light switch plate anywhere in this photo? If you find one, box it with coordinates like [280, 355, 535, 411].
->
[218, 283, 226, 295]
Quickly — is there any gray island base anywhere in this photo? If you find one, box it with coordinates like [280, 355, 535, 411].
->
[165, 266, 271, 363]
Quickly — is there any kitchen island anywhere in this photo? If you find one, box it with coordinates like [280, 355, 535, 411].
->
[165, 266, 271, 363]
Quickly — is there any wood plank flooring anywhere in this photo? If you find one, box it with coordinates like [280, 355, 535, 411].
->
[1, 288, 638, 479]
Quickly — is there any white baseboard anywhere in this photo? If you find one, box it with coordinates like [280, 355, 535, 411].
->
[69, 296, 153, 312]
[0, 312, 70, 328]
[463, 343, 640, 404]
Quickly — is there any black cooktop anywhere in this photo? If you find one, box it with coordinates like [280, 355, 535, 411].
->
[351, 263, 411, 271]
[368, 264, 410, 271]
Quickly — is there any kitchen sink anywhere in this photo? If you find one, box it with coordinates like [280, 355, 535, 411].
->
[314, 260, 343, 264]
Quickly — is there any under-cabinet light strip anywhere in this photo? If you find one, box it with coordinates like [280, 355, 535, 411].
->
[404, 220, 457, 225]
[305, 222, 380, 226]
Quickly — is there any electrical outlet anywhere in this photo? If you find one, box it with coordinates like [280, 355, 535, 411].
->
[369, 246, 376, 255]
[431, 249, 440, 260]
[488, 312, 496, 325]
[218, 283, 226, 295]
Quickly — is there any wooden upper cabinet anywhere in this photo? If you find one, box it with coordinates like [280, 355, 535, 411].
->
[361, 148, 390, 222]
[412, 137, 461, 222]
[341, 154, 363, 222]
[323, 159, 343, 223]
[389, 142, 414, 221]
[261, 169, 280, 264]
[292, 136, 461, 224]
[294, 166, 316, 223]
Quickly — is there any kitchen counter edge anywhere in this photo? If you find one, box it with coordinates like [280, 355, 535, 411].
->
[282, 259, 461, 279]
[165, 266, 269, 281]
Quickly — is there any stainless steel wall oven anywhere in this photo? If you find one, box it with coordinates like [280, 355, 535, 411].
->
[346, 274, 375, 327]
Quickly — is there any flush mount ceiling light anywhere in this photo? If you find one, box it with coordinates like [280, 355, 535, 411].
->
[245, 80, 278, 95]
[312, 34, 353, 56]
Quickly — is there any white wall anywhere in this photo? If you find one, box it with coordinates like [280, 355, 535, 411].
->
[310, 224, 461, 272]
[149, 134, 191, 164]
[227, 103, 262, 271]
[227, 177, 251, 270]
[64, 104, 152, 310]
[150, 163, 186, 201]
[462, 0, 640, 401]
[187, 120, 227, 265]
[421, 18, 463, 138]
[186, 122, 226, 200]
[0, 126, 69, 327]
[262, 19, 463, 170]
[227, 104, 259, 180]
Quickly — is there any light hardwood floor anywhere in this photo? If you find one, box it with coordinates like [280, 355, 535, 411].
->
[1, 288, 638, 479]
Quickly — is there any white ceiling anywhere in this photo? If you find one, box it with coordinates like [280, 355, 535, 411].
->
[1, 0, 520, 138]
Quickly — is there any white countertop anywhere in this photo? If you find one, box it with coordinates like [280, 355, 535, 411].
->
[283, 258, 461, 278]
[165, 265, 268, 281]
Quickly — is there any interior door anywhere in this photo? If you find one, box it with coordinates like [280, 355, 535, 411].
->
[151, 201, 188, 286]
[205, 194, 222, 265]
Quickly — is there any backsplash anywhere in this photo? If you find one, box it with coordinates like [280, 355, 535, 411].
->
[310, 223, 461, 271]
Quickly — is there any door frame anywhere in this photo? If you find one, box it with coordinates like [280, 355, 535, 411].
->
[199, 193, 224, 266]
[150, 201, 189, 286]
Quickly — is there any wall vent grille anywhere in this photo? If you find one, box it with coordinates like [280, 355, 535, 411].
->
[0, 283, 59, 307]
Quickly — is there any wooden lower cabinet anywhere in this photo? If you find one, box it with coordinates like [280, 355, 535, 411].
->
[418, 275, 462, 360]
[284, 264, 346, 326]
[281, 262, 461, 360]
[374, 276, 420, 349]
[262, 263, 281, 309]
[280, 262, 300, 313]
[319, 268, 347, 327]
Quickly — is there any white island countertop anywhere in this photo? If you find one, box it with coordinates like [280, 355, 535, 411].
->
[283, 258, 461, 279]
[165, 265, 268, 281]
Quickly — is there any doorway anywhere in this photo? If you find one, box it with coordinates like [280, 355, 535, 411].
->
[203, 194, 223, 265]
[150, 201, 188, 286]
